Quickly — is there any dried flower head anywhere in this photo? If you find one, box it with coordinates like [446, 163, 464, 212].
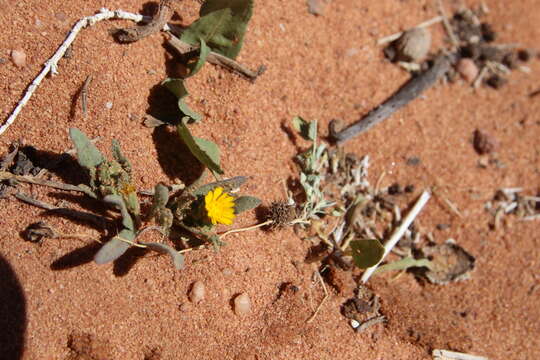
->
[268, 201, 297, 228]
[205, 187, 235, 225]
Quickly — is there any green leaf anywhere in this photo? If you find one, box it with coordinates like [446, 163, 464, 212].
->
[94, 229, 135, 264]
[140, 242, 185, 270]
[69, 128, 104, 169]
[162, 78, 202, 123]
[187, 38, 210, 77]
[373, 257, 433, 275]
[152, 183, 170, 209]
[104, 194, 134, 231]
[292, 116, 317, 141]
[111, 139, 131, 174]
[192, 176, 247, 196]
[234, 196, 261, 214]
[350, 239, 385, 269]
[180, 0, 253, 59]
[177, 119, 224, 175]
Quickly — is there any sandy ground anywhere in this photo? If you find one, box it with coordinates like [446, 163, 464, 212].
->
[0, 0, 539, 359]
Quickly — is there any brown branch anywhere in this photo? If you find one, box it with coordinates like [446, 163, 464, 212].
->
[0, 170, 94, 196]
[167, 34, 265, 81]
[114, 0, 175, 43]
[14, 193, 107, 228]
[331, 54, 454, 144]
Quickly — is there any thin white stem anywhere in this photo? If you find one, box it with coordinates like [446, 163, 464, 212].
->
[0, 8, 166, 136]
[377, 16, 444, 45]
[432, 349, 488, 360]
[361, 189, 431, 283]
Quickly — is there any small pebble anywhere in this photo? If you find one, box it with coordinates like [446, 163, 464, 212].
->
[178, 303, 191, 312]
[350, 319, 360, 329]
[517, 49, 532, 62]
[394, 27, 431, 63]
[388, 183, 403, 195]
[105, 101, 113, 110]
[55, 12, 67, 22]
[485, 74, 507, 89]
[307, 0, 328, 16]
[10, 49, 26, 68]
[233, 293, 251, 316]
[456, 58, 478, 83]
[436, 223, 450, 231]
[473, 129, 498, 155]
[406, 156, 420, 166]
[189, 281, 205, 304]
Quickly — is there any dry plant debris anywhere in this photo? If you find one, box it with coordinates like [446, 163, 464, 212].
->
[341, 285, 385, 332]
[333, 3, 536, 144]
[486, 188, 540, 228]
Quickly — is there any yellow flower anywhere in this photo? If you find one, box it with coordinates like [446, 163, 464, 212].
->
[204, 187, 235, 225]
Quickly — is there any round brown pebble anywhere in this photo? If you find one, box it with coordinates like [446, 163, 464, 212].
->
[456, 58, 478, 83]
[189, 281, 205, 304]
[394, 27, 431, 63]
[10, 49, 26, 68]
[233, 293, 251, 316]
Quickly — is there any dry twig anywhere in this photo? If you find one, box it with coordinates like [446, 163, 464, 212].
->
[114, 0, 174, 42]
[331, 54, 453, 144]
[1, 8, 161, 136]
[306, 270, 329, 323]
[81, 75, 93, 118]
[14, 193, 107, 228]
[361, 189, 431, 283]
[167, 34, 265, 81]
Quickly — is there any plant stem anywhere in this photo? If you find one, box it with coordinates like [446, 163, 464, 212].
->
[331, 54, 453, 144]
[218, 220, 273, 240]
[361, 189, 431, 283]
[167, 34, 264, 81]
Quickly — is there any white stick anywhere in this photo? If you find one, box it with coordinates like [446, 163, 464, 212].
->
[433, 349, 488, 360]
[361, 189, 431, 283]
[377, 16, 444, 45]
[0, 8, 164, 136]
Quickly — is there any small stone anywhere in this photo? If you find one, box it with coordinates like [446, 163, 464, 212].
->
[178, 303, 191, 312]
[485, 74, 507, 89]
[189, 281, 205, 304]
[456, 58, 478, 83]
[477, 156, 489, 168]
[55, 12, 67, 22]
[387, 183, 403, 195]
[517, 49, 532, 62]
[394, 27, 431, 63]
[105, 101, 113, 110]
[233, 293, 251, 316]
[406, 156, 420, 166]
[436, 223, 450, 231]
[350, 319, 360, 329]
[307, 0, 329, 16]
[10, 49, 26, 68]
[473, 129, 498, 155]
[404, 184, 415, 193]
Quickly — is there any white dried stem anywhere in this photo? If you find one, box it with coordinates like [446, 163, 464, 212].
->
[1, 8, 166, 136]
[361, 189, 431, 283]
[433, 349, 488, 360]
[377, 16, 444, 45]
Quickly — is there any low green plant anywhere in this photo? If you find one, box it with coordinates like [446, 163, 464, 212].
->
[283, 117, 385, 269]
[69, 128, 261, 270]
